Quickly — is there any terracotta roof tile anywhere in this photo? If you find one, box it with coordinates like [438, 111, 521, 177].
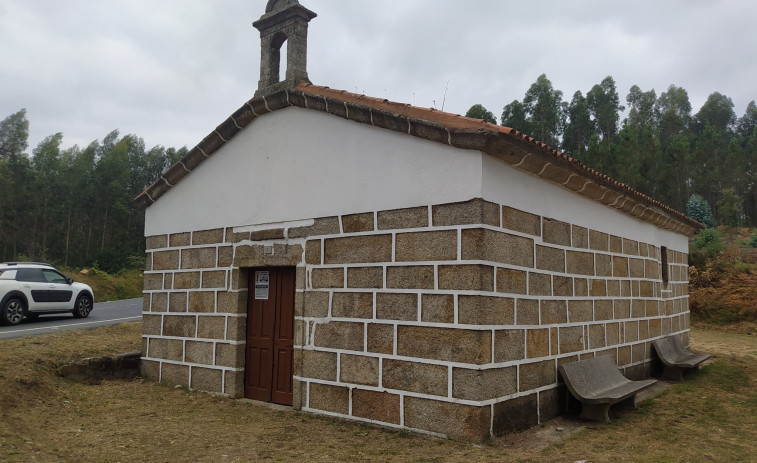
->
[134, 83, 702, 235]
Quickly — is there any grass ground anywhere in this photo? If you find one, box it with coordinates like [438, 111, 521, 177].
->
[1, 322, 756, 462]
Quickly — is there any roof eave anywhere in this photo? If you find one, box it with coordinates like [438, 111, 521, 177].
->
[134, 84, 703, 236]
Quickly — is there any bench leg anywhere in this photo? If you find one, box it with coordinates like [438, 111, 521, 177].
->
[660, 365, 684, 381]
[616, 395, 637, 410]
[580, 403, 612, 423]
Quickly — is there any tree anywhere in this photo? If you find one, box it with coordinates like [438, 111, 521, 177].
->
[583, 133, 614, 177]
[655, 84, 692, 146]
[32, 133, 64, 260]
[562, 91, 594, 157]
[716, 188, 743, 227]
[0, 109, 29, 161]
[93, 136, 130, 253]
[521, 73, 565, 147]
[694, 92, 736, 134]
[587, 76, 624, 142]
[619, 86, 662, 198]
[0, 110, 187, 268]
[500, 100, 528, 133]
[690, 123, 727, 207]
[465, 104, 496, 124]
[737, 100, 757, 139]
[625, 85, 656, 129]
[686, 194, 716, 227]
[662, 133, 691, 212]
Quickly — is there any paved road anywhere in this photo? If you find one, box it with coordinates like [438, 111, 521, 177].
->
[0, 297, 143, 340]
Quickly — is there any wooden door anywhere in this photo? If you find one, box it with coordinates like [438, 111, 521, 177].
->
[245, 267, 295, 405]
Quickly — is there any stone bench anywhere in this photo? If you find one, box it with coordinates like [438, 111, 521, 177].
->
[652, 336, 711, 381]
[558, 355, 657, 423]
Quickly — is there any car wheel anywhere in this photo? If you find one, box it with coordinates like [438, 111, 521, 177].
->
[72, 294, 93, 319]
[1, 298, 26, 326]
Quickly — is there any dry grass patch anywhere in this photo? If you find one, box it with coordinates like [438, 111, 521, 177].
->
[2, 323, 757, 462]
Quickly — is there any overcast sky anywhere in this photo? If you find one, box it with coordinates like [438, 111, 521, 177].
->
[1, 0, 755, 154]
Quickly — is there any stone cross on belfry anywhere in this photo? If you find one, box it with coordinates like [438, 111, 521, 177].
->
[253, 0, 317, 97]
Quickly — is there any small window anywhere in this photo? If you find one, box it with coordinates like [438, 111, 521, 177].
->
[16, 268, 45, 282]
[661, 246, 669, 285]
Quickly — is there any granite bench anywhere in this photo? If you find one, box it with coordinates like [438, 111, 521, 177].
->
[558, 355, 657, 423]
[652, 336, 711, 381]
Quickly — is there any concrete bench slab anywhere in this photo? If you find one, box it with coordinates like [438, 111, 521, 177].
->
[653, 336, 711, 381]
[558, 355, 657, 423]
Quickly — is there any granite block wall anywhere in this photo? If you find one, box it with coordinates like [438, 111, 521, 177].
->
[141, 198, 690, 442]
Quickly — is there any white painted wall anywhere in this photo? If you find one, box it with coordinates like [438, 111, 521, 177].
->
[144, 107, 482, 235]
[145, 106, 689, 253]
[481, 155, 689, 252]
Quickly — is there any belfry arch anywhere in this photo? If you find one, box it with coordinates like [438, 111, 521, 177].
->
[253, 0, 317, 96]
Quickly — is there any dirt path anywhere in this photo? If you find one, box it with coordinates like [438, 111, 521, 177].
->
[690, 326, 757, 359]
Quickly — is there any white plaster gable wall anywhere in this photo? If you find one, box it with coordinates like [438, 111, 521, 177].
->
[145, 105, 689, 253]
[481, 155, 689, 253]
[144, 107, 483, 236]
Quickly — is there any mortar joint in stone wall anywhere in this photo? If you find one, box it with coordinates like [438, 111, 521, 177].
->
[562, 173, 577, 186]
[231, 114, 243, 130]
[246, 102, 259, 117]
[537, 162, 552, 176]
[512, 153, 531, 168]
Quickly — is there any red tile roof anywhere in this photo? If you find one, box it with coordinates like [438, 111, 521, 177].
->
[135, 83, 702, 236]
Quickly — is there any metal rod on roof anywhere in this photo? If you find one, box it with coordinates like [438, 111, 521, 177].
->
[441, 80, 449, 111]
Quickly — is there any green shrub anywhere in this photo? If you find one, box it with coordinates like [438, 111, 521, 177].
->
[690, 227, 726, 268]
[748, 231, 757, 248]
[692, 228, 725, 253]
[734, 260, 756, 273]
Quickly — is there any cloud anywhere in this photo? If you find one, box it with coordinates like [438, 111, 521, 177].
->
[0, 0, 754, 154]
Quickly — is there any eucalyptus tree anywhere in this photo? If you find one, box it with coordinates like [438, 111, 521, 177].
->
[32, 133, 64, 260]
[587, 76, 624, 143]
[521, 73, 565, 147]
[465, 104, 497, 124]
[694, 92, 736, 134]
[0, 109, 29, 161]
[562, 91, 594, 158]
[655, 85, 692, 146]
[620, 86, 663, 199]
[737, 101, 757, 139]
[501, 99, 529, 134]
[626, 85, 657, 129]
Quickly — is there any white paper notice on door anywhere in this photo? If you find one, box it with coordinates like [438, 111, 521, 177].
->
[254, 271, 270, 300]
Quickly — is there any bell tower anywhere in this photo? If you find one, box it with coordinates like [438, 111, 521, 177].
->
[253, 0, 317, 97]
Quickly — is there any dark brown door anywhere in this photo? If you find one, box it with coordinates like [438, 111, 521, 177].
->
[245, 267, 295, 405]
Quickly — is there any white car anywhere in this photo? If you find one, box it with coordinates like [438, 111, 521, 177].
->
[0, 262, 94, 326]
